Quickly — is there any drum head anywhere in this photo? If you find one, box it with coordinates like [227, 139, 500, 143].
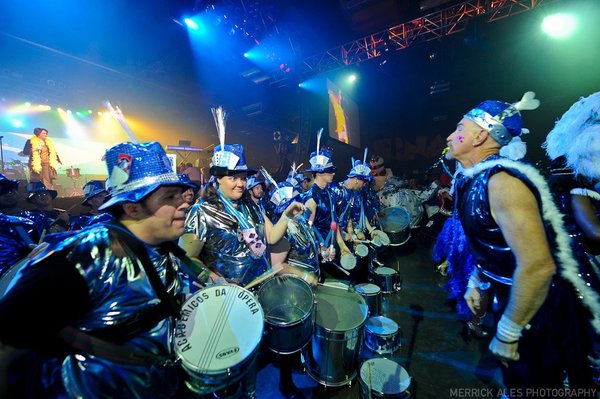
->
[355, 243, 369, 258]
[374, 266, 396, 276]
[360, 358, 410, 395]
[379, 207, 411, 234]
[365, 316, 398, 335]
[355, 283, 381, 295]
[175, 285, 264, 374]
[256, 275, 314, 325]
[315, 285, 368, 331]
[340, 253, 357, 270]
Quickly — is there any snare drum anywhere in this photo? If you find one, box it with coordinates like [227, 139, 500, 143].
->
[175, 285, 264, 395]
[302, 284, 368, 387]
[379, 207, 411, 246]
[359, 358, 411, 399]
[364, 316, 401, 354]
[256, 275, 314, 354]
[354, 283, 382, 316]
[373, 267, 401, 294]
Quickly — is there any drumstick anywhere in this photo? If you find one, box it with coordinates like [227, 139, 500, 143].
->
[244, 264, 283, 290]
[328, 261, 351, 276]
[367, 361, 373, 399]
[318, 282, 350, 291]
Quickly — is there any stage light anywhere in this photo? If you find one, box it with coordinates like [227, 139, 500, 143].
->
[244, 52, 249, 58]
[348, 74, 357, 83]
[542, 13, 577, 39]
[184, 18, 200, 30]
[10, 119, 23, 128]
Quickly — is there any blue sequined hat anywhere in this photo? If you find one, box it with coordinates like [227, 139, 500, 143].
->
[269, 180, 300, 210]
[82, 180, 108, 206]
[347, 160, 373, 181]
[99, 141, 194, 210]
[306, 128, 336, 173]
[246, 175, 266, 190]
[286, 162, 309, 186]
[26, 181, 57, 203]
[347, 148, 372, 181]
[464, 92, 540, 146]
[306, 149, 335, 172]
[0, 173, 19, 194]
[178, 174, 200, 194]
[210, 144, 257, 176]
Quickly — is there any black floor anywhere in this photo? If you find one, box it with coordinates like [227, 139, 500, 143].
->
[253, 233, 503, 399]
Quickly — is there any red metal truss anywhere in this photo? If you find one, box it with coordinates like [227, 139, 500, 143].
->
[302, 0, 557, 74]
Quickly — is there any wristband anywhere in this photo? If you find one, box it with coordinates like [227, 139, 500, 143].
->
[467, 272, 491, 290]
[494, 335, 518, 345]
[496, 314, 523, 342]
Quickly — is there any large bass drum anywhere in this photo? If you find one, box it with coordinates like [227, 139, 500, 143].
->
[302, 284, 368, 387]
[175, 285, 264, 395]
[379, 207, 411, 246]
[256, 275, 314, 354]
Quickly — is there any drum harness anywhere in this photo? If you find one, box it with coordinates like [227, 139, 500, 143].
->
[58, 223, 209, 367]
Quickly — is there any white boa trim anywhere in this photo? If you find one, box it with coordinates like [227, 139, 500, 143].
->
[463, 158, 600, 333]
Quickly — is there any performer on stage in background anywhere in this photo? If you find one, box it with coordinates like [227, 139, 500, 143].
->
[0, 141, 197, 398]
[449, 92, 597, 393]
[20, 128, 61, 189]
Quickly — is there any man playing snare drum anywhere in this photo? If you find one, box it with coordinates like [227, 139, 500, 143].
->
[0, 142, 202, 398]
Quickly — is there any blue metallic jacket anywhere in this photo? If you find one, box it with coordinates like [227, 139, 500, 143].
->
[184, 198, 270, 285]
[0, 223, 189, 398]
[301, 183, 338, 245]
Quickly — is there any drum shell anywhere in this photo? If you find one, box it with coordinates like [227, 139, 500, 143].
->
[355, 283, 382, 316]
[373, 267, 401, 294]
[302, 285, 368, 387]
[379, 207, 411, 246]
[364, 316, 401, 355]
[256, 275, 315, 354]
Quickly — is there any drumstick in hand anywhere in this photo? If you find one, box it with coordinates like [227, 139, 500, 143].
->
[244, 263, 284, 290]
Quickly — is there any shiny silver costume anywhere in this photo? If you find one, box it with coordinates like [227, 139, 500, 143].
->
[0, 224, 188, 398]
[185, 198, 270, 285]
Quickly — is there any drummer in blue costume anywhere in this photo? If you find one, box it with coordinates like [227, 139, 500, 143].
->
[302, 129, 353, 271]
[286, 162, 311, 193]
[180, 107, 315, 399]
[0, 141, 199, 398]
[266, 174, 320, 277]
[0, 174, 39, 277]
[180, 107, 312, 287]
[69, 180, 109, 230]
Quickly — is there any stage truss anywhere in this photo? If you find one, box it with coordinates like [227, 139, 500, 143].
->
[300, 0, 558, 76]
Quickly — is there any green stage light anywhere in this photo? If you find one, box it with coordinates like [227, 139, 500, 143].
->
[542, 13, 577, 39]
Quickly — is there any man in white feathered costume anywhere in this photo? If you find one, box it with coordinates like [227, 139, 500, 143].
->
[448, 92, 598, 394]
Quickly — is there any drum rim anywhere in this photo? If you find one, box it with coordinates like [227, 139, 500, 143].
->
[354, 283, 381, 295]
[257, 274, 315, 327]
[365, 315, 400, 337]
[374, 266, 397, 276]
[175, 285, 264, 373]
